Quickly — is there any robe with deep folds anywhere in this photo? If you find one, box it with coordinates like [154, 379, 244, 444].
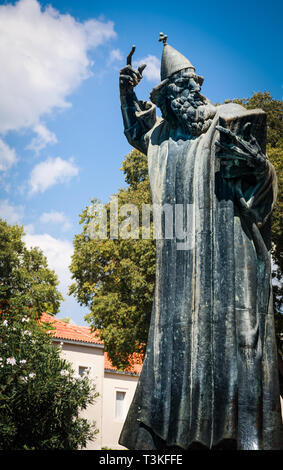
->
[119, 101, 283, 450]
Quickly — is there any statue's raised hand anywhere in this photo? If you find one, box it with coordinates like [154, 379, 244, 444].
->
[215, 122, 267, 177]
[120, 46, 147, 95]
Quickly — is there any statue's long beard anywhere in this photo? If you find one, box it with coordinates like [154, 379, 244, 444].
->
[170, 93, 216, 136]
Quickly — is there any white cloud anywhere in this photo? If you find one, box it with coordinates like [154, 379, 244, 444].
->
[27, 123, 58, 154]
[0, 0, 116, 135]
[0, 199, 24, 224]
[29, 156, 79, 194]
[23, 223, 35, 234]
[40, 211, 71, 232]
[0, 139, 17, 171]
[23, 230, 73, 297]
[108, 48, 122, 64]
[134, 55, 160, 82]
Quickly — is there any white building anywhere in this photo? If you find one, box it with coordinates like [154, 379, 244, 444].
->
[41, 313, 142, 450]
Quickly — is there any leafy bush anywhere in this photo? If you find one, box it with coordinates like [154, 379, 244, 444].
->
[0, 309, 98, 450]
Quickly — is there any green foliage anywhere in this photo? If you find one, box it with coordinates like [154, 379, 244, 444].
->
[0, 220, 98, 449]
[225, 92, 283, 148]
[121, 148, 149, 189]
[70, 93, 283, 368]
[0, 312, 98, 450]
[59, 317, 71, 323]
[0, 219, 63, 316]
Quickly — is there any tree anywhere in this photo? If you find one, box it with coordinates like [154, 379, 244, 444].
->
[0, 219, 98, 449]
[60, 317, 72, 323]
[0, 311, 98, 450]
[70, 92, 283, 369]
[0, 219, 63, 316]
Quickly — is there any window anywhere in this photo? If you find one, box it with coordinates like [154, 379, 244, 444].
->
[115, 391, 126, 420]
[78, 366, 90, 377]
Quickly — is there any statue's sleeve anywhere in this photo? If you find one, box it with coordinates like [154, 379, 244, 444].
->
[246, 159, 278, 228]
[121, 99, 158, 155]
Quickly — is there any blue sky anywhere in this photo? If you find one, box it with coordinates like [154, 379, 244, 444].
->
[0, 0, 282, 324]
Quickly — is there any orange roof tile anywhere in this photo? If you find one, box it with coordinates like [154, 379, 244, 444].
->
[41, 313, 142, 375]
[104, 351, 143, 375]
[41, 312, 103, 345]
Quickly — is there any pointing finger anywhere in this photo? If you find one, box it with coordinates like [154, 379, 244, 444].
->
[127, 45, 136, 66]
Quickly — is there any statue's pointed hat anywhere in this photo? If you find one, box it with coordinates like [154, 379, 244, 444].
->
[150, 33, 204, 105]
[160, 34, 196, 80]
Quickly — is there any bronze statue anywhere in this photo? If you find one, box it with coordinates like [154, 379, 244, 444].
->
[118, 34, 283, 450]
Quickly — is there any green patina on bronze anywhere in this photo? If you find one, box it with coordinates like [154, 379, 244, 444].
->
[118, 35, 283, 450]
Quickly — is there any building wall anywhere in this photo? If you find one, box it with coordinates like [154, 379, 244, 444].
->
[56, 339, 139, 450]
[57, 340, 105, 450]
[102, 371, 139, 449]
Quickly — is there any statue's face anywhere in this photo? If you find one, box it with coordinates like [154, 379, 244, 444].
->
[165, 69, 215, 135]
[169, 74, 203, 109]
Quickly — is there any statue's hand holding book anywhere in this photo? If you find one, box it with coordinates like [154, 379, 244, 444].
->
[215, 120, 268, 179]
